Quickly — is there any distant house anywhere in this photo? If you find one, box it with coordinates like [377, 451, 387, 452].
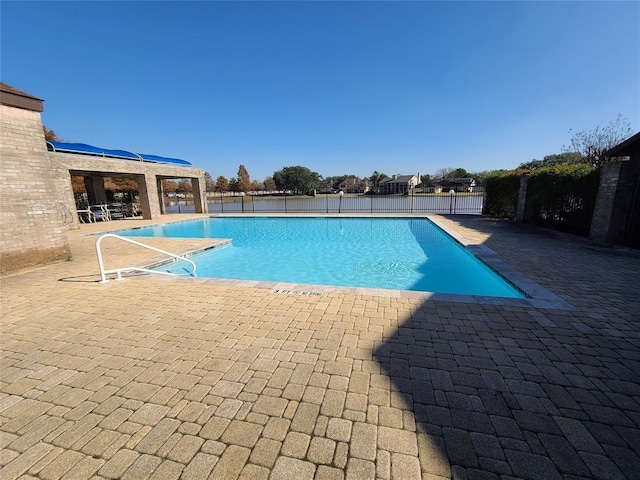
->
[433, 177, 477, 193]
[377, 174, 420, 194]
[446, 178, 477, 193]
[339, 176, 370, 194]
[317, 184, 335, 194]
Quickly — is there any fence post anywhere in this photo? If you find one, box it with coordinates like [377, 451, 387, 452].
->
[516, 175, 528, 222]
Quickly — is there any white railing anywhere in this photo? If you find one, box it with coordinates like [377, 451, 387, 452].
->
[96, 233, 197, 283]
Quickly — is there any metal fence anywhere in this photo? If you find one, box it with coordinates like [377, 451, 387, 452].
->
[165, 189, 485, 215]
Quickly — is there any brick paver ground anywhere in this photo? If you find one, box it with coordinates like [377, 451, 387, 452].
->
[1, 214, 639, 479]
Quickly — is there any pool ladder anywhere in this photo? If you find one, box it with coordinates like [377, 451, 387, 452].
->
[96, 233, 197, 283]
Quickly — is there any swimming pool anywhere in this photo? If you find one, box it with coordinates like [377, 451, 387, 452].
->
[118, 217, 524, 298]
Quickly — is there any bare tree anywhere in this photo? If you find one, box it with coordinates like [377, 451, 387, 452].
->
[432, 167, 456, 183]
[43, 125, 62, 142]
[564, 114, 633, 167]
[204, 172, 216, 192]
[237, 165, 251, 192]
[263, 177, 276, 191]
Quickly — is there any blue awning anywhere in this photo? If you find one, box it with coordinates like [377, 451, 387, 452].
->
[47, 141, 192, 166]
[138, 153, 192, 166]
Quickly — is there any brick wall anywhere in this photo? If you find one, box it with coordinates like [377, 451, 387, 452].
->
[0, 104, 71, 273]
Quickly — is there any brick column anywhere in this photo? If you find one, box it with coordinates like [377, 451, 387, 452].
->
[589, 162, 622, 243]
[137, 173, 162, 220]
[84, 175, 107, 205]
[516, 174, 528, 223]
[192, 176, 208, 214]
[157, 179, 166, 214]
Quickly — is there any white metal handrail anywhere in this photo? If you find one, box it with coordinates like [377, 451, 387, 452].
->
[96, 233, 197, 283]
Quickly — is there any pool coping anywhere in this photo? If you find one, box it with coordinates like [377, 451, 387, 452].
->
[103, 214, 574, 310]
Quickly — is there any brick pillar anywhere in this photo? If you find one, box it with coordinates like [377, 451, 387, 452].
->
[157, 179, 166, 214]
[84, 176, 107, 205]
[192, 176, 208, 214]
[516, 174, 528, 223]
[590, 162, 622, 243]
[137, 174, 161, 220]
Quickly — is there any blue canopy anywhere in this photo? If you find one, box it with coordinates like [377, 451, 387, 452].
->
[47, 141, 192, 166]
[47, 141, 140, 160]
[138, 153, 192, 166]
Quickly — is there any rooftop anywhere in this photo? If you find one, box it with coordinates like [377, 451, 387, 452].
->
[0, 82, 44, 112]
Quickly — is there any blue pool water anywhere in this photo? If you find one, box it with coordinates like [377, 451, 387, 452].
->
[118, 217, 524, 298]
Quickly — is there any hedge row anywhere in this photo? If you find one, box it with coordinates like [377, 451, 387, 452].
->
[484, 170, 524, 219]
[526, 164, 600, 235]
[484, 164, 599, 234]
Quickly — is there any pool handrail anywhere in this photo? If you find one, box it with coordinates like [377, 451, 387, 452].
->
[96, 233, 197, 283]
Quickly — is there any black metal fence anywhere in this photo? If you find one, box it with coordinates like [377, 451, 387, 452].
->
[165, 189, 485, 215]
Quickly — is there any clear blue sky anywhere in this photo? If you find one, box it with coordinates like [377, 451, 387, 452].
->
[2, 1, 638, 182]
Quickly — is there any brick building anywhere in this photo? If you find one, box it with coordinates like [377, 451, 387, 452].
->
[0, 83, 208, 273]
[589, 132, 640, 248]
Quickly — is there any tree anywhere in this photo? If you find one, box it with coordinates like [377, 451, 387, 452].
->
[105, 177, 138, 203]
[176, 179, 192, 195]
[272, 166, 321, 194]
[518, 152, 584, 171]
[564, 114, 633, 167]
[237, 165, 251, 192]
[228, 177, 239, 192]
[71, 176, 86, 194]
[419, 174, 434, 188]
[43, 125, 61, 142]
[250, 180, 264, 191]
[204, 172, 216, 192]
[468, 170, 501, 183]
[162, 179, 177, 194]
[369, 171, 389, 188]
[433, 167, 469, 184]
[106, 177, 138, 192]
[263, 176, 276, 191]
[214, 176, 229, 193]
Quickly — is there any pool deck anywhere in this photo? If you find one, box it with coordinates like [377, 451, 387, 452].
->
[1, 214, 639, 479]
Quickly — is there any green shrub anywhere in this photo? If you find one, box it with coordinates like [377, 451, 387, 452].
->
[526, 164, 600, 235]
[484, 170, 524, 219]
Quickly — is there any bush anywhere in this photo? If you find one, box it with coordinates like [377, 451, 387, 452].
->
[484, 171, 524, 219]
[526, 164, 599, 235]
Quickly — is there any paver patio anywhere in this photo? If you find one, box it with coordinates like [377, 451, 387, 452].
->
[1, 214, 639, 479]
